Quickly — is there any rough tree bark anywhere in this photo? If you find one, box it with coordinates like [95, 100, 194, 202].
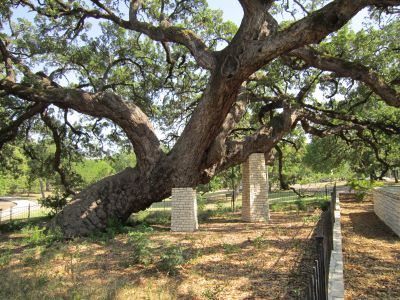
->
[275, 145, 290, 190]
[1, 0, 399, 236]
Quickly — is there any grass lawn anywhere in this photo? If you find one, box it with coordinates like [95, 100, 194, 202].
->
[0, 197, 325, 300]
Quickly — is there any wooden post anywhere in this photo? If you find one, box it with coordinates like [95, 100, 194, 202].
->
[10, 206, 12, 221]
[28, 204, 31, 220]
[0, 209, 2, 223]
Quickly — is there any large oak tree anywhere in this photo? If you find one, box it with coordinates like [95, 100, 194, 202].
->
[0, 0, 399, 236]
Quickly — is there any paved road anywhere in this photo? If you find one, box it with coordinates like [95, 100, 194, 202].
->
[0, 197, 40, 221]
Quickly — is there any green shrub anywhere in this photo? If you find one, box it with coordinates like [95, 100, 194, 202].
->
[295, 199, 306, 211]
[0, 217, 51, 233]
[318, 200, 330, 211]
[198, 209, 214, 222]
[197, 194, 206, 211]
[222, 243, 241, 254]
[0, 250, 12, 267]
[127, 226, 154, 266]
[347, 179, 384, 201]
[158, 244, 185, 275]
[21, 225, 63, 246]
[22, 252, 38, 266]
[253, 235, 266, 249]
[39, 193, 68, 216]
[131, 210, 171, 226]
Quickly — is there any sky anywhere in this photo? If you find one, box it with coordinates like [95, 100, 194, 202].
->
[207, 0, 243, 25]
[206, 0, 367, 31]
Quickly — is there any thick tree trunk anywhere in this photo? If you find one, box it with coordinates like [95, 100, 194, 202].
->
[50, 165, 174, 237]
[39, 179, 45, 198]
[275, 145, 289, 190]
[49, 85, 295, 236]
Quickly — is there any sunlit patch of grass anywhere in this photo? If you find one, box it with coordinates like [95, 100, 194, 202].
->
[222, 243, 241, 254]
[269, 196, 328, 212]
[0, 249, 12, 267]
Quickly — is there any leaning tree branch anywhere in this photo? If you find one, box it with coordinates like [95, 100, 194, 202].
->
[0, 79, 164, 172]
[289, 47, 400, 107]
[0, 102, 49, 150]
[204, 90, 249, 169]
[299, 103, 400, 135]
[217, 105, 298, 172]
[238, 0, 275, 14]
[242, 0, 400, 73]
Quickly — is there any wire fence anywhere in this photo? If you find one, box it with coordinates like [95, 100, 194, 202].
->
[142, 183, 336, 214]
[0, 203, 49, 223]
[0, 182, 338, 223]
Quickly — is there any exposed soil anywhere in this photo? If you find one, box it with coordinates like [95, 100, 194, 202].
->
[0, 210, 321, 300]
[340, 199, 400, 299]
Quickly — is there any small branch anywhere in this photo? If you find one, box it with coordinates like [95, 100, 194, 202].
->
[0, 79, 164, 171]
[41, 112, 76, 196]
[0, 39, 15, 82]
[129, 0, 141, 22]
[281, 138, 299, 151]
[293, 0, 310, 15]
[0, 102, 49, 150]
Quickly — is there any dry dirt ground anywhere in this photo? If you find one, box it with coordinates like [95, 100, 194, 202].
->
[0, 210, 321, 300]
[340, 199, 400, 299]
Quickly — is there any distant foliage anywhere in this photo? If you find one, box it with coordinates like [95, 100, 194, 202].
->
[347, 179, 384, 200]
[0, 149, 136, 195]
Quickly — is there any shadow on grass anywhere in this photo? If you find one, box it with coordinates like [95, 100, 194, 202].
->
[0, 203, 322, 299]
[341, 201, 400, 299]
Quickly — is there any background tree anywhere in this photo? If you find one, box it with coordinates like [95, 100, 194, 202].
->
[0, 0, 399, 236]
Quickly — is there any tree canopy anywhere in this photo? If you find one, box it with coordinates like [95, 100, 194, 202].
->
[0, 0, 399, 236]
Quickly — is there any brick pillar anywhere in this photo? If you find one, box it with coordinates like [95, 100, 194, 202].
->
[171, 188, 199, 232]
[242, 153, 268, 222]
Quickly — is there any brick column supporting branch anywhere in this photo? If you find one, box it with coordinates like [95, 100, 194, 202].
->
[171, 187, 199, 232]
[242, 153, 269, 222]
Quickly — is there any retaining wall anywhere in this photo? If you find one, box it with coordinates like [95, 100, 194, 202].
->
[373, 187, 400, 237]
[328, 197, 344, 300]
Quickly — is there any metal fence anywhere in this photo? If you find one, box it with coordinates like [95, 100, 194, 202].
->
[0, 203, 48, 223]
[142, 183, 337, 214]
[305, 184, 336, 300]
